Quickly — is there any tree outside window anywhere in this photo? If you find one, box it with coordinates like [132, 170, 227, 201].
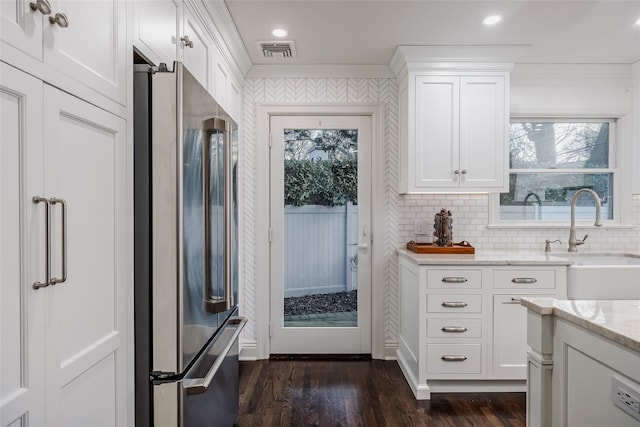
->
[499, 120, 615, 221]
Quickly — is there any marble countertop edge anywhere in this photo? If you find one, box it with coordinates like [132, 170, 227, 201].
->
[521, 297, 640, 353]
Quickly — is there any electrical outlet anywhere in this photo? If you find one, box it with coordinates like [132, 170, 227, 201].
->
[611, 375, 640, 421]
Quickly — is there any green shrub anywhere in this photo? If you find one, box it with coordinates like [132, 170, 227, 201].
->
[284, 159, 357, 206]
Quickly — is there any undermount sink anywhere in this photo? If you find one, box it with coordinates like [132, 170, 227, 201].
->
[559, 253, 640, 300]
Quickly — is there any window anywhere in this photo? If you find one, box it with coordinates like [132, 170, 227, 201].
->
[498, 119, 616, 223]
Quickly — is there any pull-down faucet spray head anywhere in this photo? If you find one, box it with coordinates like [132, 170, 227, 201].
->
[568, 188, 602, 252]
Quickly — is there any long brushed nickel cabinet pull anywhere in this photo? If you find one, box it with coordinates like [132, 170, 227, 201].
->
[49, 198, 67, 284]
[511, 277, 537, 284]
[441, 277, 468, 283]
[32, 196, 51, 289]
[441, 301, 468, 308]
[441, 355, 467, 362]
[501, 297, 523, 305]
[441, 326, 468, 333]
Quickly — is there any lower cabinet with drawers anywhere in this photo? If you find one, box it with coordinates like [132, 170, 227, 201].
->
[397, 253, 567, 399]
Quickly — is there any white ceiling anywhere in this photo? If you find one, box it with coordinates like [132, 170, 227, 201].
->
[223, 0, 640, 67]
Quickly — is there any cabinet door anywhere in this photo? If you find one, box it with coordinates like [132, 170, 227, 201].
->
[42, 84, 128, 427]
[215, 58, 229, 111]
[181, 3, 215, 92]
[492, 294, 543, 379]
[0, 62, 46, 427]
[227, 77, 240, 122]
[0, 0, 44, 61]
[133, 0, 181, 66]
[43, 0, 127, 105]
[414, 75, 459, 189]
[459, 76, 506, 190]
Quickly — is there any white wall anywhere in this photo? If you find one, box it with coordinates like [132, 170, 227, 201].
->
[241, 64, 640, 357]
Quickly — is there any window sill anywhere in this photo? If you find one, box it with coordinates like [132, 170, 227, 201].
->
[486, 223, 639, 230]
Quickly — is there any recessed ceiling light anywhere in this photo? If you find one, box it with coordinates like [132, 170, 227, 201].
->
[272, 28, 287, 38]
[635, 17, 640, 26]
[483, 15, 502, 26]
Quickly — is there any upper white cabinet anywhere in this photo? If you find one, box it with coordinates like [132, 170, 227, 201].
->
[133, 0, 241, 122]
[133, 0, 182, 67]
[1, 0, 127, 106]
[182, 2, 215, 91]
[402, 71, 509, 193]
[392, 48, 512, 194]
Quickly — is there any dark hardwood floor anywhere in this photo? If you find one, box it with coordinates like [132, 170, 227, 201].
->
[236, 359, 526, 427]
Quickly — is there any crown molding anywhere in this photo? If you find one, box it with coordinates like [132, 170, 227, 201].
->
[246, 64, 395, 79]
[199, 0, 252, 78]
[512, 63, 633, 86]
[390, 45, 526, 77]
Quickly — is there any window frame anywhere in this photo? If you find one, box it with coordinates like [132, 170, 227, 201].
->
[489, 117, 627, 227]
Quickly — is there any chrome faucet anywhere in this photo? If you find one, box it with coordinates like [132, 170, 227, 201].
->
[568, 188, 602, 252]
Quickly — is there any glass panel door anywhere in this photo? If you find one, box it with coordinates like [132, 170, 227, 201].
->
[270, 116, 372, 354]
[282, 128, 359, 328]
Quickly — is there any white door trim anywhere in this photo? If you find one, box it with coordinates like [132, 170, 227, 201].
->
[255, 103, 385, 360]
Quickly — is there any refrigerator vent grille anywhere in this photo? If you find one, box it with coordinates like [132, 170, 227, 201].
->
[257, 41, 296, 59]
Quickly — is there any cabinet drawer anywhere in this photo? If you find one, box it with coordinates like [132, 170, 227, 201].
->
[427, 269, 482, 289]
[493, 269, 556, 289]
[427, 294, 482, 313]
[427, 318, 482, 338]
[426, 344, 482, 374]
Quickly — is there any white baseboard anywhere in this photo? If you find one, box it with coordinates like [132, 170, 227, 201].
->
[240, 341, 259, 361]
[383, 341, 399, 360]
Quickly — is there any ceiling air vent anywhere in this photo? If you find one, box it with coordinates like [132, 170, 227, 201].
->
[257, 41, 297, 59]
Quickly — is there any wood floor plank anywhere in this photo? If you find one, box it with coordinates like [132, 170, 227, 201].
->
[236, 360, 526, 427]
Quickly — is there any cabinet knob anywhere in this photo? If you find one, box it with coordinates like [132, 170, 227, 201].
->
[461, 169, 467, 175]
[49, 12, 69, 28]
[181, 35, 194, 48]
[454, 170, 460, 175]
[29, 0, 51, 15]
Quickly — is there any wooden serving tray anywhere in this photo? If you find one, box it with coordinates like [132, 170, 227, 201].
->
[406, 240, 475, 254]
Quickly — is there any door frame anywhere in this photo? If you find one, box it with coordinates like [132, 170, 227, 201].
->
[255, 104, 385, 359]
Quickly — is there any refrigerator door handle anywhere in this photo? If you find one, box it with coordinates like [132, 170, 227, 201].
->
[183, 317, 247, 395]
[202, 120, 232, 314]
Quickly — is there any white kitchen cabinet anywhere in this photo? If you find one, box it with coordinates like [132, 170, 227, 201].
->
[0, 62, 128, 427]
[396, 253, 567, 399]
[181, 2, 215, 92]
[491, 268, 564, 379]
[133, 0, 182, 67]
[133, 0, 215, 93]
[407, 73, 508, 193]
[1, 0, 127, 105]
[393, 53, 512, 194]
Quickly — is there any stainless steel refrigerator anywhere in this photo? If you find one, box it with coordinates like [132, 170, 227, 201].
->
[133, 62, 245, 427]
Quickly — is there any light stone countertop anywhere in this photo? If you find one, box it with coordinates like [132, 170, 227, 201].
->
[396, 248, 574, 266]
[521, 297, 640, 353]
